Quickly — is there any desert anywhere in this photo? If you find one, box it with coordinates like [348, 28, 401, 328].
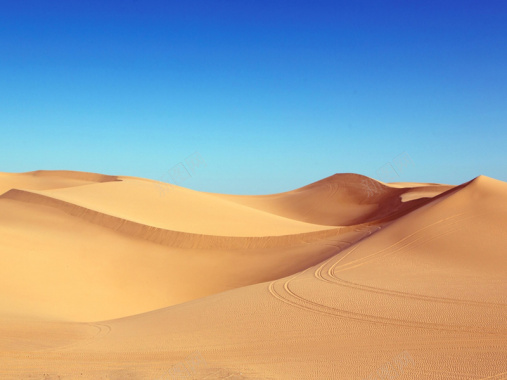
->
[0, 170, 505, 379]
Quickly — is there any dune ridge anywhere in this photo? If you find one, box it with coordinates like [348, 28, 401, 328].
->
[217, 173, 456, 226]
[27, 170, 119, 183]
[31, 176, 343, 237]
[1, 188, 345, 249]
[0, 170, 119, 196]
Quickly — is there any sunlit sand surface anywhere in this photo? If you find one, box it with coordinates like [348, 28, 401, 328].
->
[0, 170, 505, 379]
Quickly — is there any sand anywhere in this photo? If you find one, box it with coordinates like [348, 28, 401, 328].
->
[0, 170, 505, 379]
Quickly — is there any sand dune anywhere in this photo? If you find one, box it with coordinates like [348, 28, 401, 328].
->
[15, 176, 338, 236]
[0, 171, 373, 321]
[0, 171, 505, 379]
[217, 173, 453, 225]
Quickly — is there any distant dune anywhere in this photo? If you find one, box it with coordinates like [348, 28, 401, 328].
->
[0, 170, 505, 379]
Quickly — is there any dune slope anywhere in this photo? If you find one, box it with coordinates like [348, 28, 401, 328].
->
[0, 171, 386, 321]
[217, 173, 454, 226]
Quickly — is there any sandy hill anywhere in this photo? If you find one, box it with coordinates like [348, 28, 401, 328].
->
[0, 171, 505, 379]
[217, 173, 454, 225]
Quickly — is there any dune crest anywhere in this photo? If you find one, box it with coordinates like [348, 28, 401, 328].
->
[0, 188, 343, 249]
[218, 173, 454, 225]
[0, 170, 118, 196]
[27, 170, 119, 182]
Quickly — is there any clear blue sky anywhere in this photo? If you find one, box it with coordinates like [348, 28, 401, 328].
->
[1, 0, 506, 194]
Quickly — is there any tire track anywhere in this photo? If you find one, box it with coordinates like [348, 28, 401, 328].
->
[269, 271, 506, 334]
[331, 212, 477, 273]
[267, 213, 506, 334]
[282, 274, 504, 334]
[314, 213, 506, 309]
[40, 322, 112, 353]
[478, 371, 507, 380]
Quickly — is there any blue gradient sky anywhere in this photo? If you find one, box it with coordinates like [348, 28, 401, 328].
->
[1, 0, 506, 194]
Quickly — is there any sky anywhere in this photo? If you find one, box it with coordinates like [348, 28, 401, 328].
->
[1, 0, 506, 194]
